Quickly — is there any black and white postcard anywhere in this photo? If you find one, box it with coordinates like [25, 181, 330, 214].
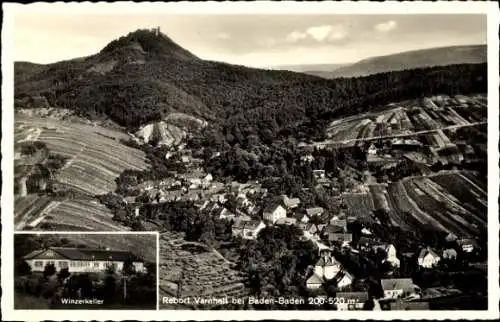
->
[2, 1, 499, 320]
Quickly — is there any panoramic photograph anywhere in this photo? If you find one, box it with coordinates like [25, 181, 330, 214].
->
[11, 9, 488, 311]
[14, 233, 158, 310]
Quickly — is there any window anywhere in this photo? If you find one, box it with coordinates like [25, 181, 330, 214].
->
[70, 261, 76, 267]
[94, 262, 100, 268]
[59, 261, 69, 268]
[34, 261, 43, 267]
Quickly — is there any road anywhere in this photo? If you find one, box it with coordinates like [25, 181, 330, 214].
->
[310, 121, 487, 148]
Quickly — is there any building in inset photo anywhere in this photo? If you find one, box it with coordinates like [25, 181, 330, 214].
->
[14, 233, 158, 310]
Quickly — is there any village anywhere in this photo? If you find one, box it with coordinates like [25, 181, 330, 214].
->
[110, 115, 486, 310]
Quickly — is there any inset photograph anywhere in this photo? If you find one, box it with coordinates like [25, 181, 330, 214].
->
[14, 232, 158, 310]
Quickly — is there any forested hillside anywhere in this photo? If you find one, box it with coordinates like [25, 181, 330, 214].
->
[15, 29, 487, 147]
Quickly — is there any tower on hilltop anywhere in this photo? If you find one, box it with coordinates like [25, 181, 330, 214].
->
[154, 26, 160, 36]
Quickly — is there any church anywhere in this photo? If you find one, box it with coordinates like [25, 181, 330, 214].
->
[23, 247, 146, 274]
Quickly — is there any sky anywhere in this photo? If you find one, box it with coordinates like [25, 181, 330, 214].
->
[12, 12, 486, 68]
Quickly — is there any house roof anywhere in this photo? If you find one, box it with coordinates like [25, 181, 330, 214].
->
[244, 220, 264, 230]
[263, 203, 284, 214]
[306, 207, 324, 216]
[336, 292, 369, 303]
[306, 273, 324, 285]
[316, 254, 339, 267]
[418, 248, 440, 260]
[328, 233, 353, 242]
[323, 225, 345, 234]
[330, 219, 347, 228]
[334, 270, 354, 284]
[389, 300, 430, 310]
[24, 247, 143, 262]
[381, 278, 414, 292]
[282, 195, 300, 208]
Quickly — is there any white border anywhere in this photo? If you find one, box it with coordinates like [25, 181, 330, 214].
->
[2, 1, 499, 320]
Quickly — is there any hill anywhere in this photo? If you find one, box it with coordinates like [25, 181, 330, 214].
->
[328, 45, 487, 79]
[15, 29, 487, 148]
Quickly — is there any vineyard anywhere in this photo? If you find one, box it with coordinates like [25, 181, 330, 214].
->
[14, 195, 127, 231]
[159, 232, 249, 309]
[15, 116, 149, 195]
[342, 171, 486, 239]
[324, 94, 487, 144]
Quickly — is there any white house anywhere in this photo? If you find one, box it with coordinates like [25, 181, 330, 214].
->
[263, 204, 287, 224]
[373, 243, 400, 268]
[368, 143, 378, 155]
[314, 254, 342, 281]
[306, 273, 323, 290]
[417, 248, 441, 268]
[232, 220, 265, 240]
[23, 247, 146, 274]
[335, 292, 369, 311]
[381, 278, 416, 299]
[335, 271, 354, 289]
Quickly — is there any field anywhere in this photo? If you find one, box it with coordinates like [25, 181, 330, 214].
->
[342, 171, 486, 239]
[14, 194, 128, 231]
[15, 115, 149, 195]
[159, 232, 248, 309]
[322, 94, 487, 146]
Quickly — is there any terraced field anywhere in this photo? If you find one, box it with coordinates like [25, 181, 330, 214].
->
[159, 232, 248, 309]
[15, 115, 149, 195]
[342, 192, 375, 218]
[14, 195, 126, 231]
[388, 171, 486, 238]
[320, 94, 486, 146]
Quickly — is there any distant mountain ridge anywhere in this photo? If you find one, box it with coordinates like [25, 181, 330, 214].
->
[328, 45, 487, 78]
[14, 29, 487, 146]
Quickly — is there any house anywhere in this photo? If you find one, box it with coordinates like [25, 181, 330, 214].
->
[335, 292, 369, 311]
[124, 196, 137, 204]
[202, 173, 213, 184]
[242, 220, 266, 240]
[306, 273, 324, 290]
[373, 243, 400, 268]
[314, 254, 342, 283]
[330, 219, 347, 231]
[218, 208, 236, 220]
[381, 278, 417, 299]
[23, 247, 145, 274]
[296, 213, 310, 224]
[300, 154, 314, 163]
[457, 238, 478, 253]
[334, 270, 354, 289]
[281, 195, 300, 209]
[312, 170, 326, 179]
[367, 143, 378, 155]
[442, 248, 458, 260]
[328, 233, 353, 247]
[306, 207, 324, 217]
[417, 248, 441, 268]
[304, 223, 320, 240]
[388, 300, 430, 311]
[275, 217, 297, 226]
[231, 220, 247, 237]
[263, 204, 287, 224]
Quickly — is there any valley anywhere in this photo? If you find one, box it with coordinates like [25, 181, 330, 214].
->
[12, 28, 489, 311]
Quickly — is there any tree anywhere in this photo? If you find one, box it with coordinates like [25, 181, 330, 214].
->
[43, 263, 56, 278]
[57, 267, 71, 282]
[15, 260, 32, 276]
[122, 258, 136, 276]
